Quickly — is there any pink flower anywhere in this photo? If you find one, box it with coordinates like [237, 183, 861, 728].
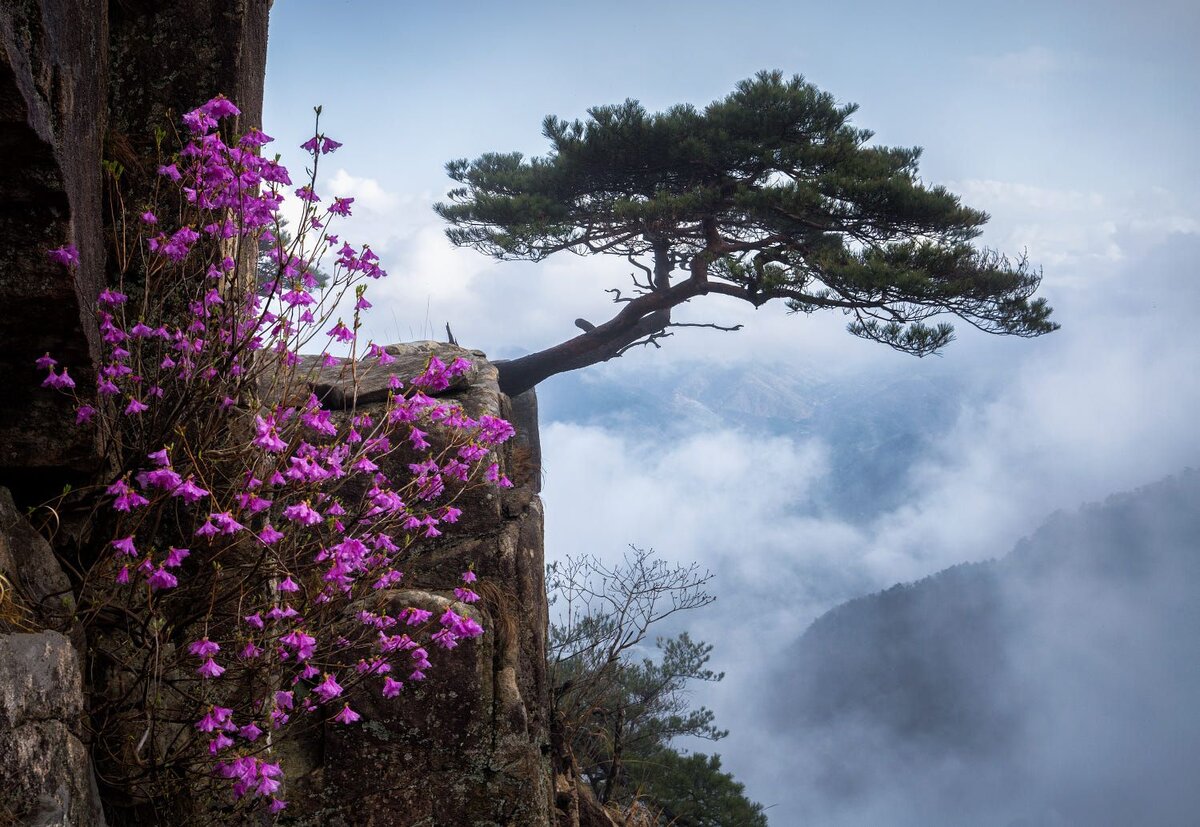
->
[124, 398, 149, 416]
[75, 405, 96, 424]
[146, 448, 170, 466]
[320, 136, 343, 154]
[239, 128, 273, 148]
[199, 95, 240, 118]
[461, 570, 477, 584]
[332, 704, 360, 725]
[140, 467, 182, 491]
[454, 616, 484, 639]
[107, 480, 149, 512]
[42, 368, 76, 390]
[243, 613, 264, 630]
[252, 416, 288, 452]
[35, 353, 56, 370]
[239, 721, 263, 742]
[173, 477, 209, 503]
[257, 524, 285, 545]
[47, 245, 80, 267]
[195, 705, 234, 732]
[282, 501, 322, 526]
[111, 536, 138, 557]
[382, 676, 404, 698]
[147, 568, 177, 590]
[209, 511, 245, 534]
[326, 321, 354, 343]
[197, 658, 225, 679]
[188, 638, 220, 657]
[277, 576, 300, 593]
[312, 673, 343, 703]
[164, 547, 190, 567]
[454, 587, 480, 604]
[279, 630, 316, 660]
[140, 211, 157, 224]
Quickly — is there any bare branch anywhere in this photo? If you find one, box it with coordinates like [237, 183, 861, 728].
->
[666, 321, 744, 333]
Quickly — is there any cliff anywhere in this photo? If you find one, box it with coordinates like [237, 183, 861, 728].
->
[0, 4, 564, 824]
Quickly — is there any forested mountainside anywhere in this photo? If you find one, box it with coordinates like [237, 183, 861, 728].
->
[766, 469, 1200, 827]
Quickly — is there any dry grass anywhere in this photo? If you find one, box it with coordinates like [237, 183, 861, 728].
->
[0, 572, 38, 633]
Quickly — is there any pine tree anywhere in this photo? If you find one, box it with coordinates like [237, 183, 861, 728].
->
[437, 71, 1057, 395]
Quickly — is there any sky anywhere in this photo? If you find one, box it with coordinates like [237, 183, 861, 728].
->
[263, 2, 1199, 820]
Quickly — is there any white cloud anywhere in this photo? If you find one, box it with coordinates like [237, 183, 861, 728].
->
[948, 179, 1200, 285]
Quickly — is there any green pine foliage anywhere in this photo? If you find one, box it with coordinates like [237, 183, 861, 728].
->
[437, 71, 1057, 393]
[548, 549, 768, 823]
[629, 749, 769, 827]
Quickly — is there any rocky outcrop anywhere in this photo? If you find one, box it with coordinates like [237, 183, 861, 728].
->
[0, 0, 270, 503]
[0, 0, 108, 494]
[283, 343, 554, 827]
[1, 5, 564, 824]
[0, 486, 72, 626]
[0, 631, 104, 827]
[0, 482, 102, 826]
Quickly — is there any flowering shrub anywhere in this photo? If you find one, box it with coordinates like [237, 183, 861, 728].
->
[39, 97, 513, 817]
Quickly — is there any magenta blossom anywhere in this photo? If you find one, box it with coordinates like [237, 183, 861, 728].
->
[197, 658, 225, 679]
[282, 501, 322, 526]
[332, 704, 360, 725]
[47, 244, 80, 267]
[147, 568, 178, 590]
[188, 638, 220, 657]
[312, 673, 343, 703]
[111, 536, 138, 557]
[42, 369, 76, 390]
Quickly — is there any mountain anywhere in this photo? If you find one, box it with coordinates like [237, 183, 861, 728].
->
[764, 469, 1200, 827]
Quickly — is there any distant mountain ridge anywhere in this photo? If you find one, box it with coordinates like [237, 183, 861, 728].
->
[766, 469, 1200, 827]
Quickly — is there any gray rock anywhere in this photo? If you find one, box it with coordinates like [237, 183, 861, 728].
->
[0, 631, 104, 826]
[0, 486, 72, 626]
[295, 341, 495, 409]
[282, 346, 555, 826]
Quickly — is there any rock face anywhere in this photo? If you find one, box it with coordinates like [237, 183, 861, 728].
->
[0, 0, 107, 494]
[1, 6, 562, 825]
[0, 486, 73, 626]
[0, 482, 103, 826]
[0, 631, 104, 827]
[0, 0, 270, 503]
[284, 344, 554, 827]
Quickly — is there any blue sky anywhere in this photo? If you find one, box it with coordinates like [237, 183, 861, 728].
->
[263, 2, 1199, 819]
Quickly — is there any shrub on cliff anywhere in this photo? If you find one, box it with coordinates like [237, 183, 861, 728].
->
[40, 98, 512, 819]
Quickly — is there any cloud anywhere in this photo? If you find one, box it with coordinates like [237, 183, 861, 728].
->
[535, 227, 1200, 816]
[947, 179, 1200, 287]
